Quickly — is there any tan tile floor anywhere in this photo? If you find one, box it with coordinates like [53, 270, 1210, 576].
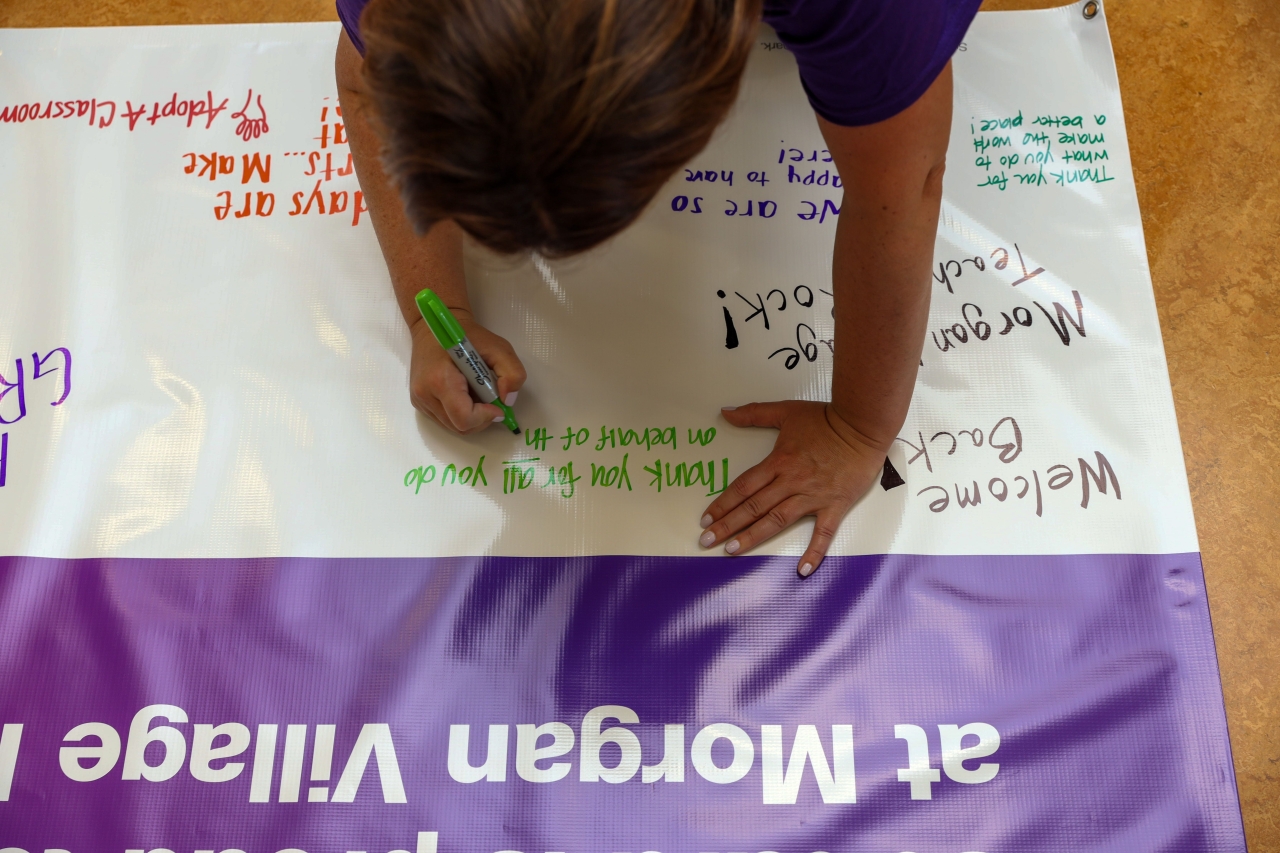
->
[3, 0, 1277, 847]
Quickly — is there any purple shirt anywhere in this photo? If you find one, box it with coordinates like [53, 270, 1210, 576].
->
[337, 0, 980, 126]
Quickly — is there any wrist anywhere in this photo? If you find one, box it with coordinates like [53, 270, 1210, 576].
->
[408, 315, 439, 347]
[824, 403, 898, 456]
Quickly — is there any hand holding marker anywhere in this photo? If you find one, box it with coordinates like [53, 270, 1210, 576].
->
[415, 288, 521, 435]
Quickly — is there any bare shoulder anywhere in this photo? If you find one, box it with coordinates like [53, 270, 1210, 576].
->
[335, 28, 365, 95]
[818, 63, 953, 196]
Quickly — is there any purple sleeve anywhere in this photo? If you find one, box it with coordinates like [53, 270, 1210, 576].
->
[336, 0, 370, 55]
[763, 0, 982, 126]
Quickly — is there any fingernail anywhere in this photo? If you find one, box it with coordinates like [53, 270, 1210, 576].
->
[700, 513, 713, 529]
[724, 539, 740, 555]
[798, 562, 815, 577]
[504, 391, 518, 406]
[699, 530, 716, 548]
[721, 406, 737, 412]
[492, 415, 504, 422]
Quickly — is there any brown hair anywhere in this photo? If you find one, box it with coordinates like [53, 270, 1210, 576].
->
[360, 0, 762, 257]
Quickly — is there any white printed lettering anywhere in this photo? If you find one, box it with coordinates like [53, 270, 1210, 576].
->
[761, 724, 855, 804]
[248, 723, 277, 803]
[447, 724, 509, 783]
[516, 722, 574, 783]
[894, 724, 940, 799]
[332, 723, 407, 803]
[640, 724, 685, 783]
[309, 723, 335, 802]
[691, 723, 754, 784]
[939, 722, 1000, 784]
[579, 705, 641, 783]
[121, 704, 188, 782]
[189, 722, 250, 783]
[278, 723, 308, 802]
[0, 723, 24, 796]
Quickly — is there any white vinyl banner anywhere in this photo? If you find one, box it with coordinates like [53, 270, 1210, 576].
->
[0, 3, 1195, 559]
[0, 12, 1246, 853]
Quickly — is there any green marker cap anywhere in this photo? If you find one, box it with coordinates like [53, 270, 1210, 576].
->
[415, 288, 466, 349]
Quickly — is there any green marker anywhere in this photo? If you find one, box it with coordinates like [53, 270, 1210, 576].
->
[415, 288, 521, 434]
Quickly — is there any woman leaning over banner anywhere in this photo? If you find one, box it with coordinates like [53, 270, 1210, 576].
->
[334, 0, 980, 576]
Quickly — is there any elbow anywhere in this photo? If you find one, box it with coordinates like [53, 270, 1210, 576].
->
[923, 157, 947, 202]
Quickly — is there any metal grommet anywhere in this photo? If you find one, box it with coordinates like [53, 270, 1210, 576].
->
[1082, 0, 1099, 19]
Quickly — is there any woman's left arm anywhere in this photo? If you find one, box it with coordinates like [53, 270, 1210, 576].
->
[699, 63, 953, 576]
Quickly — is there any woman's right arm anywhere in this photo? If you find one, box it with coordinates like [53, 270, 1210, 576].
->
[336, 30, 525, 433]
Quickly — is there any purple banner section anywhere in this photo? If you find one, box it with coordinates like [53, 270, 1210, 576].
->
[0, 553, 1244, 853]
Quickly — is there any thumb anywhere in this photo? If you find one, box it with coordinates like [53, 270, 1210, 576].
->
[481, 346, 527, 403]
[721, 401, 789, 430]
